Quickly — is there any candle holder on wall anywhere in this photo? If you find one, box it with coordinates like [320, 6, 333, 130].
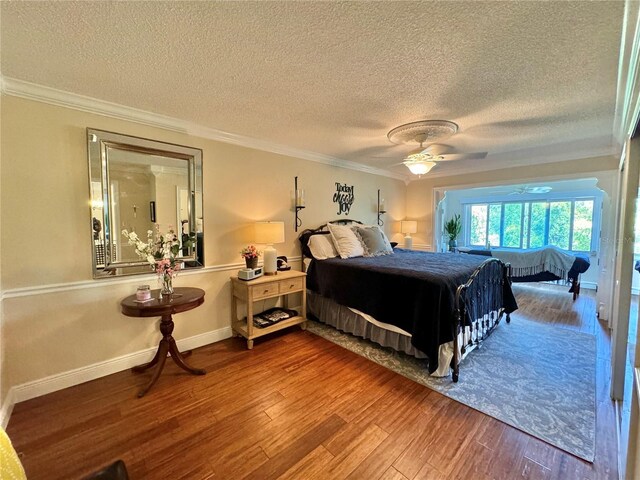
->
[377, 189, 386, 226]
[294, 176, 305, 232]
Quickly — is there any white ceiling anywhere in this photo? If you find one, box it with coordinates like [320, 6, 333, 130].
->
[0, 1, 625, 180]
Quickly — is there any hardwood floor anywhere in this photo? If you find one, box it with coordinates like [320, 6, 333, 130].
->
[6, 283, 617, 479]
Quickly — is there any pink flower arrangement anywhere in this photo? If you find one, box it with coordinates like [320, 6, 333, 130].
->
[240, 245, 261, 259]
[154, 257, 182, 277]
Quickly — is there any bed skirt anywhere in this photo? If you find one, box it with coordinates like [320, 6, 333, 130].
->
[307, 290, 499, 377]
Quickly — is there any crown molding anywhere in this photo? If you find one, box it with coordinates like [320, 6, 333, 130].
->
[613, 0, 640, 146]
[1, 76, 408, 182]
[1, 76, 616, 184]
[406, 143, 618, 182]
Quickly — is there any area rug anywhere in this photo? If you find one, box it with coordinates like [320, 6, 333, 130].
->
[306, 318, 596, 462]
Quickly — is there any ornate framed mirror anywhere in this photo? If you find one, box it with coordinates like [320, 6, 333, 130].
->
[88, 129, 204, 278]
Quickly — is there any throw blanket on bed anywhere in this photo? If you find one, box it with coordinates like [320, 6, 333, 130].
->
[306, 249, 517, 374]
[490, 246, 576, 279]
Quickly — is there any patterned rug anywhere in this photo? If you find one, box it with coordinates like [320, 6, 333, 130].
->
[306, 317, 596, 462]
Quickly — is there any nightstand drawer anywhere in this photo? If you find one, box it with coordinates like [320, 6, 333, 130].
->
[279, 277, 303, 293]
[251, 282, 279, 300]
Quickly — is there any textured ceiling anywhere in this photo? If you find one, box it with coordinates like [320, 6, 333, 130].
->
[0, 1, 625, 179]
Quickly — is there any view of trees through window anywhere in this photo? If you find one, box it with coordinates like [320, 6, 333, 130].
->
[466, 198, 595, 251]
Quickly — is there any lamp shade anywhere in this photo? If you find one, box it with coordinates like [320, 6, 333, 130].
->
[254, 221, 285, 245]
[401, 220, 418, 234]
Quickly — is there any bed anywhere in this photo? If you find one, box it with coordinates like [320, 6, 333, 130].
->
[300, 220, 518, 382]
[461, 247, 590, 300]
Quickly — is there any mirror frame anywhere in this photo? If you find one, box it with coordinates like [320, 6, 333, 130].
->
[87, 128, 204, 278]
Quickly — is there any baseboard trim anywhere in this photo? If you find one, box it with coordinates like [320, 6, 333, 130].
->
[615, 399, 623, 480]
[10, 326, 232, 406]
[411, 243, 433, 252]
[0, 388, 16, 429]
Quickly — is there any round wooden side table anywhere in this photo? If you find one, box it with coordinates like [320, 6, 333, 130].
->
[120, 287, 206, 397]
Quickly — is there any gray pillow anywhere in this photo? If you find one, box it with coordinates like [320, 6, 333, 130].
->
[355, 226, 393, 257]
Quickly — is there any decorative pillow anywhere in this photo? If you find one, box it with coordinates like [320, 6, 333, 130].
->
[355, 226, 394, 257]
[0, 428, 26, 480]
[308, 234, 339, 260]
[327, 223, 364, 259]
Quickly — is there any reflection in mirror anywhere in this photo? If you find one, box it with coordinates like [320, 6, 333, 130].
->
[88, 129, 204, 278]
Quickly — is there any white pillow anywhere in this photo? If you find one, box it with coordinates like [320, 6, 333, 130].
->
[327, 223, 364, 259]
[308, 234, 339, 260]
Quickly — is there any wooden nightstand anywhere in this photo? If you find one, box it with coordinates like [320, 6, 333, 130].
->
[230, 270, 307, 349]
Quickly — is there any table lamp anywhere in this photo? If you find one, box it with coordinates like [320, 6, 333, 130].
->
[400, 220, 417, 249]
[255, 221, 285, 275]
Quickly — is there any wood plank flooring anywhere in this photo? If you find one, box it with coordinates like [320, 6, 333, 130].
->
[6, 283, 617, 479]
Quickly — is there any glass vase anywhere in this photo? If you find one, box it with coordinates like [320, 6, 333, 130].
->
[160, 273, 174, 296]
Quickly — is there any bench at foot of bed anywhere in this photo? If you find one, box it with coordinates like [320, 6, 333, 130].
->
[568, 279, 581, 301]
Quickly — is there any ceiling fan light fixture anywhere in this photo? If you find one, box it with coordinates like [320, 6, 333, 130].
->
[403, 159, 437, 175]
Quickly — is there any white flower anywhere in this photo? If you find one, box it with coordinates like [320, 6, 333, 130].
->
[122, 225, 183, 272]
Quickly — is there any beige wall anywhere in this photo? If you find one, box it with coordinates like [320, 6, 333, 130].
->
[0, 96, 406, 401]
[0, 91, 4, 416]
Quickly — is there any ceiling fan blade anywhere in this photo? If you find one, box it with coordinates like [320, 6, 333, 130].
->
[438, 152, 488, 162]
[421, 144, 449, 155]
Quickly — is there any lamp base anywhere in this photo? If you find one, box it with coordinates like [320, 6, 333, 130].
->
[404, 235, 413, 250]
[263, 245, 278, 275]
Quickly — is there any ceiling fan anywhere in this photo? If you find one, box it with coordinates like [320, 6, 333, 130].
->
[386, 120, 488, 175]
[508, 185, 553, 195]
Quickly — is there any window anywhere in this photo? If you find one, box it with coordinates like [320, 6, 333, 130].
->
[465, 197, 596, 252]
[470, 205, 487, 246]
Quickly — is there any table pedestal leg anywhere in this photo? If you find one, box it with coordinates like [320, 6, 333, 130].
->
[168, 336, 206, 375]
[132, 313, 206, 397]
[135, 340, 169, 398]
[131, 345, 162, 373]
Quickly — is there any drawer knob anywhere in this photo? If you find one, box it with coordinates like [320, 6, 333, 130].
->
[263, 289, 269, 294]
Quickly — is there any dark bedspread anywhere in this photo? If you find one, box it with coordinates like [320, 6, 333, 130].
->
[306, 249, 517, 373]
[464, 249, 590, 283]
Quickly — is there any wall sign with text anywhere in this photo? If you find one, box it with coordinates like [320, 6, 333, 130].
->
[333, 183, 354, 215]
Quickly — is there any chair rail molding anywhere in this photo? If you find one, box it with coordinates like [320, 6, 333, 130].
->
[1, 256, 302, 299]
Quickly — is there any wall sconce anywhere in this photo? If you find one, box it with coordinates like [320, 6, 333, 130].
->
[377, 189, 386, 226]
[294, 176, 305, 232]
[401, 220, 418, 249]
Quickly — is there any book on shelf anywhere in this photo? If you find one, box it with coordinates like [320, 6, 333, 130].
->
[252, 307, 298, 328]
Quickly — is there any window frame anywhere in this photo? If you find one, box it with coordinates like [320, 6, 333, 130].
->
[462, 191, 601, 253]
